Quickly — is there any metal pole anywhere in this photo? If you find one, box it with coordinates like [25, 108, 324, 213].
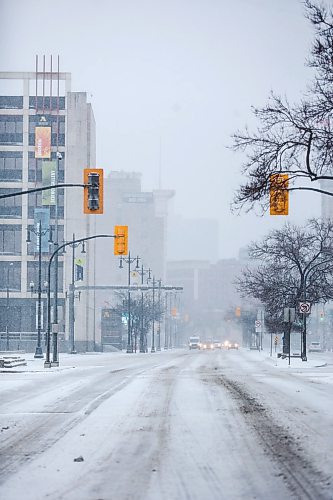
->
[44, 234, 115, 368]
[6, 268, 9, 351]
[69, 233, 76, 354]
[126, 252, 132, 353]
[140, 265, 145, 353]
[302, 275, 307, 361]
[53, 162, 59, 327]
[164, 292, 168, 349]
[35, 220, 43, 358]
[157, 280, 161, 351]
[45, 257, 52, 366]
[260, 310, 263, 351]
[151, 277, 155, 352]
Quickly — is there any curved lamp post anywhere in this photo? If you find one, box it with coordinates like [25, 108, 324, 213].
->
[44, 234, 115, 368]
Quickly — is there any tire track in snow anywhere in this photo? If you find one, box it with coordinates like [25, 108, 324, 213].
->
[215, 374, 331, 500]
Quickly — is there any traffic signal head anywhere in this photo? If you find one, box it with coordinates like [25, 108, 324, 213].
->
[83, 168, 104, 214]
[270, 174, 289, 216]
[114, 225, 128, 255]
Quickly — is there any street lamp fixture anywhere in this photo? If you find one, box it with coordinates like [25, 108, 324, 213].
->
[137, 265, 151, 353]
[68, 233, 86, 355]
[26, 220, 52, 358]
[119, 252, 140, 353]
[44, 233, 115, 368]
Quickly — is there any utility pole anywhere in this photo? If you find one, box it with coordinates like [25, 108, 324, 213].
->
[151, 276, 156, 353]
[119, 252, 140, 353]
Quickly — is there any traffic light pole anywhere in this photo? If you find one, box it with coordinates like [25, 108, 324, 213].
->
[44, 234, 115, 368]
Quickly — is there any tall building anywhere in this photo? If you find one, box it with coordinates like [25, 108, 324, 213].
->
[0, 67, 96, 351]
[94, 171, 174, 345]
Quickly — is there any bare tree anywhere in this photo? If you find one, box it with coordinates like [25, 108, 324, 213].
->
[231, 1, 333, 213]
[236, 219, 333, 328]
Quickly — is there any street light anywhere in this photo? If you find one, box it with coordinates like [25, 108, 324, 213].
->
[44, 234, 115, 368]
[53, 151, 63, 330]
[164, 292, 169, 350]
[119, 252, 140, 353]
[148, 275, 156, 353]
[6, 262, 14, 351]
[157, 279, 162, 351]
[68, 233, 86, 354]
[26, 220, 52, 358]
[137, 265, 151, 353]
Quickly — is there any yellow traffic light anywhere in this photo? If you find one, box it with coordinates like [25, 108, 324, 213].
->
[270, 174, 289, 215]
[235, 306, 241, 317]
[114, 225, 128, 255]
[83, 168, 104, 214]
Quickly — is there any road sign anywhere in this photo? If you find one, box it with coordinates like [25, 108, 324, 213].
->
[255, 320, 261, 328]
[284, 307, 295, 323]
[299, 302, 311, 314]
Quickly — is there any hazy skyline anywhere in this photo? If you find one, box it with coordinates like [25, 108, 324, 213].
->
[0, 0, 321, 258]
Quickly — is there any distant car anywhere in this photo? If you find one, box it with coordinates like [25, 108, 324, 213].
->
[308, 341, 322, 352]
[213, 340, 222, 349]
[200, 341, 214, 350]
[227, 341, 239, 350]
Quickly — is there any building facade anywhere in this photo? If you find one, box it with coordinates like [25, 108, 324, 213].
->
[94, 171, 174, 346]
[0, 69, 96, 352]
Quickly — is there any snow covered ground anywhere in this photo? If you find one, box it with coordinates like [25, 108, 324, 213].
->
[0, 348, 332, 499]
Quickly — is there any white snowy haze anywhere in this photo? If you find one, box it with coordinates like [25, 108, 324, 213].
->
[0, 0, 320, 258]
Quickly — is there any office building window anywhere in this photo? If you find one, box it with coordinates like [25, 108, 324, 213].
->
[0, 188, 22, 218]
[28, 191, 64, 219]
[0, 225, 21, 255]
[0, 261, 21, 291]
[27, 261, 63, 293]
[29, 96, 66, 110]
[0, 152, 23, 182]
[0, 96, 23, 109]
[0, 115, 23, 144]
[28, 152, 64, 183]
[28, 115, 65, 147]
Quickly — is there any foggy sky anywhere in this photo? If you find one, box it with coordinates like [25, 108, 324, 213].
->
[0, 0, 320, 258]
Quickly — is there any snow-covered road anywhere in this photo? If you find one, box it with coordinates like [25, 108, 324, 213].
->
[0, 349, 332, 500]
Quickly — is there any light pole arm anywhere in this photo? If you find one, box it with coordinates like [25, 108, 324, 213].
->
[0, 183, 87, 200]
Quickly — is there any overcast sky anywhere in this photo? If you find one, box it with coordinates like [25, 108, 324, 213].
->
[0, 0, 321, 258]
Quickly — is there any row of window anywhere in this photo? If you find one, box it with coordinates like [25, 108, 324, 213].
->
[0, 187, 65, 219]
[0, 225, 65, 255]
[0, 151, 65, 183]
[0, 261, 64, 292]
[0, 115, 65, 146]
[0, 96, 66, 111]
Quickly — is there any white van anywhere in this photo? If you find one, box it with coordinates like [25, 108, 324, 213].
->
[308, 341, 322, 352]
